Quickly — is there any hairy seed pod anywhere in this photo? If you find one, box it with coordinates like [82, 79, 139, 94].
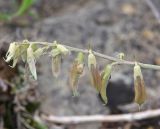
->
[88, 50, 96, 71]
[70, 62, 84, 96]
[52, 55, 61, 78]
[50, 43, 69, 78]
[70, 52, 84, 96]
[90, 65, 102, 92]
[100, 64, 112, 104]
[134, 63, 146, 106]
[27, 45, 37, 80]
[88, 50, 101, 92]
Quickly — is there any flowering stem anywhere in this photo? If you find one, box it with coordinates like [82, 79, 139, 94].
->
[19, 41, 160, 70]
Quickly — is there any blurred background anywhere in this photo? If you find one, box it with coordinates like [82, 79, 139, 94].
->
[0, 0, 160, 129]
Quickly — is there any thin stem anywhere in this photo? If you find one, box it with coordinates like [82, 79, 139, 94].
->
[42, 109, 160, 124]
[146, 0, 160, 23]
[18, 40, 160, 70]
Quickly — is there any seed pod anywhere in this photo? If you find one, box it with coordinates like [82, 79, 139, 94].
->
[50, 47, 62, 77]
[27, 45, 37, 80]
[88, 50, 96, 71]
[76, 52, 84, 64]
[70, 52, 84, 96]
[134, 63, 146, 106]
[90, 65, 102, 92]
[100, 64, 112, 104]
[52, 55, 61, 78]
[88, 50, 101, 91]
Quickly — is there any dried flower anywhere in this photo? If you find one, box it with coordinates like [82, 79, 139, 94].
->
[34, 46, 49, 59]
[5, 42, 21, 67]
[5, 42, 17, 62]
[27, 45, 37, 80]
[50, 48, 61, 57]
[57, 44, 69, 55]
[70, 52, 84, 96]
[134, 63, 146, 106]
[118, 53, 125, 60]
[100, 64, 112, 104]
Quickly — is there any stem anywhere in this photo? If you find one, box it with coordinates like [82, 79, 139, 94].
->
[18, 41, 160, 70]
[42, 109, 160, 124]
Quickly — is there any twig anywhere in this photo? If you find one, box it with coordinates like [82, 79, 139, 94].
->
[146, 0, 160, 23]
[42, 109, 160, 124]
[16, 40, 160, 70]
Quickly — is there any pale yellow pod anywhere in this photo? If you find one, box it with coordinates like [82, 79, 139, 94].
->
[52, 55, 61, 78]
[134, 64, 146, 106]
[100, 65, 112, 104]
[90, 65, 102, 92]
[70, 62, 81, 96]
[27, 46, 37, 80]
[70, 52, 84, 96]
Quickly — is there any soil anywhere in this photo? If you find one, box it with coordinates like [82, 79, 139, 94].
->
[0, 0, 160, 129]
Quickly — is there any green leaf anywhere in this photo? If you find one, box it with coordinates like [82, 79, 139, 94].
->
[14, 0, 35, 17]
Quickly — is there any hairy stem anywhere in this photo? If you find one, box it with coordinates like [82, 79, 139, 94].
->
[18, 41, 160, 70]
